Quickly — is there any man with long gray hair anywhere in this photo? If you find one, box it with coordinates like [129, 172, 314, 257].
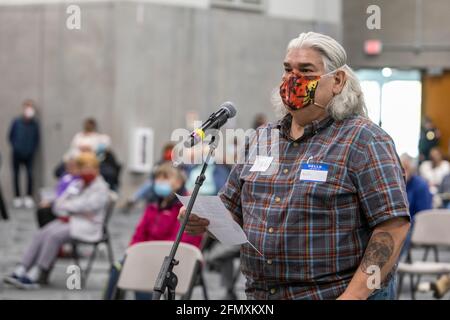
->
[180, 32, 410, 300]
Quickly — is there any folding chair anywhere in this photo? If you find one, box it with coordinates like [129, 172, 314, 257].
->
[114, 241, 205, 300]
[183, 235, 212, 300]
[397, 209, 450, 299]
[72, 191, 118, 285]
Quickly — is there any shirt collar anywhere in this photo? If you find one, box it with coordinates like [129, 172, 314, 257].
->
[277, 113, 334, 141]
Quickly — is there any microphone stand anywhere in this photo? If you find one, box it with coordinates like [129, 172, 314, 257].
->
[152, 137, 219, 300]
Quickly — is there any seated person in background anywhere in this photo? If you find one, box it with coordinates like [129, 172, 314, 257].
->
[70, 118, 111, 154]
[55, 141, 121, 191]
[419, 147, 450, 195]
[123, 142, 176, 211]
[399, 154, 433, 256]
[3, 152, 110, 289]
[36, 154, 81, 228]
[438, 173, 450, 209]
[97, 148, 121, 191]
[104, 163, 203, 299]
[184, 144, 230, 196]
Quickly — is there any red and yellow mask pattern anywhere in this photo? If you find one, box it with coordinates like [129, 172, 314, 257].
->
[279, 71, 320, 111]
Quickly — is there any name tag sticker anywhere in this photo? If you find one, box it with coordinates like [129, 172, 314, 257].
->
[299, 163, 329, 182]
[250, 155, 273, 172]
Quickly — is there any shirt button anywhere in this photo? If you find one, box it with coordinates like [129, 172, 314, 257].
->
[270, 288, 276, 295]
[267, 259, 273, 265]
[275, 197, 281, 203]
[293, 142, 299, 147]
[268, 227, 274, 233]
[283, 168, 289, 174]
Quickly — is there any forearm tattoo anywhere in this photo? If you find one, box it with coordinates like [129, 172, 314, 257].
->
[360, 232, 395, 275]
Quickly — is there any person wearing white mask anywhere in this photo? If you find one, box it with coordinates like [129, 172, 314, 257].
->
[8, 99, 40, 209]
[419, 147, 450, 194]
[69, 118, 111, 154]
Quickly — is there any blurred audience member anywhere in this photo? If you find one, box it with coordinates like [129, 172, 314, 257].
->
[419, 116, 440, 162]
[128, 163, 201, 246]
[401, 154, 433, 219]
[185, 144, 230, 196]
[252, 113, 268, 129]
[123, 142, 176, 211]
[70, 118, 111, 154]
[55, 119, 120, 190]
[419, 147, 450, 194]
[36, 154, 81, 228]
[3, 152, 109, 289]
[55, 149, 121, 191]
[430, 274, 450, 299]
[104, 163, 203, 299]
[400, 154, 432, 256]
[0, 152, 9, 220]
[98, 149, 121, 191]
[438, 173, 450, 209]
[8, 99, 40, 209]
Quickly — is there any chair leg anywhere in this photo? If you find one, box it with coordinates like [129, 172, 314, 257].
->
[200, 271, 209, 300]
[416, 247, 431, 287]
[83, 245, 98, 285]
[433, 246, 439, 262]
[397, 273, 404, 298]
[106, 240, 114, 266]
[72, 243, 80, 267]
[410, 275, 416, 300]
[423, 247, 430, 261]
[112, 287, 125, 300]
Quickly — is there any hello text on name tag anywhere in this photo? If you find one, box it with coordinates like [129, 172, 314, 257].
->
[299, 163, 329, 182]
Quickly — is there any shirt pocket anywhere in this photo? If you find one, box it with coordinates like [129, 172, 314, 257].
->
[289, 163, 359, 230]
[239, 163, 275, 224]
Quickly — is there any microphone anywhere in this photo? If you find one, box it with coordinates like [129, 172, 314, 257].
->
[184, 102, 237, 147]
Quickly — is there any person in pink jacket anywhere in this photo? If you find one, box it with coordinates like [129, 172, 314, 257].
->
[104, 162, 203, 299]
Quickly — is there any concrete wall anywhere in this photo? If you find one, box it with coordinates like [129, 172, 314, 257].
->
[267, 0, 341, 24]
[0, 2, 340, 200]
[343, 0, 450, 69]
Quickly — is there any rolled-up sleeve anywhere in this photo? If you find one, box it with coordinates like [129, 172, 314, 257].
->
[351, 135, 410, 229]
[219, 164, 244, 222]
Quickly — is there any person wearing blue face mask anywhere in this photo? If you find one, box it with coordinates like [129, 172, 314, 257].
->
[103, 162, 203, 300]
[153, 180, 173, 198]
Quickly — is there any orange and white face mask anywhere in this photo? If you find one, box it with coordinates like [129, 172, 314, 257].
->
[279, 68, 340, 111]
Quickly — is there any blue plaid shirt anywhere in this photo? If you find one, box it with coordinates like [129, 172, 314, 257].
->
[219, 114, 410, 299]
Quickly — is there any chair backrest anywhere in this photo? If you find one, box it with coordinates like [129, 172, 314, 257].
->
[412, 209, 450, 246]
[117, 241, 204, 296]
[103, 191, 118, 234]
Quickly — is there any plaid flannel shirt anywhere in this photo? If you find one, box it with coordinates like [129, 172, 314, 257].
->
[219, 114, 410, 300]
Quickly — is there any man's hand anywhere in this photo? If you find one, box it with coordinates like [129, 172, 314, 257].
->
[178, 206, 210, 235]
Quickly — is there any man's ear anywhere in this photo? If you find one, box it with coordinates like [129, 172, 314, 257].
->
[332, 70, 346, 95]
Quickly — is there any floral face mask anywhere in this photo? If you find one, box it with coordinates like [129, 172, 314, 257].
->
[279, 69, 339, 111]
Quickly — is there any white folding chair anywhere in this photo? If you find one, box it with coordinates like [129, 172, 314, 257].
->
[398, 209, 450, 299]
[116, 241, 205, 299]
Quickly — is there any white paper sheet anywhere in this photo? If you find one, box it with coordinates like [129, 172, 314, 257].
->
[176, 194, 263, 256]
